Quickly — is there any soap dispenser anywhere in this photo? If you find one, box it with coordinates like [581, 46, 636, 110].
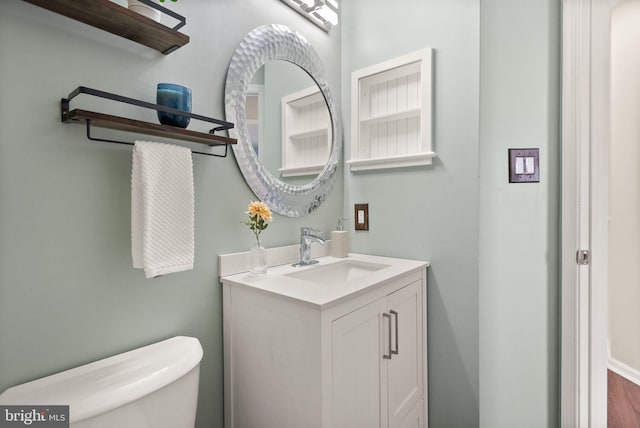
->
[331, 218, 349, 258]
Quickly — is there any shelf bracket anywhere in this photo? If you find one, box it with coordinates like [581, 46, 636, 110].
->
[136, 0, 187, 31]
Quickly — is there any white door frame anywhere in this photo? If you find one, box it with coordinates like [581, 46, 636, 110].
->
[561, 0, 610, 427]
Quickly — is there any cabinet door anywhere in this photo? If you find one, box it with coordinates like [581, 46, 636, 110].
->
[332, 297, 389, 428]
[386, 280, 424, 428]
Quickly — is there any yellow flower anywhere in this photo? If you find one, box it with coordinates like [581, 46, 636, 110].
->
[247, 201, 272, 222]
[244, 201, 273, 247]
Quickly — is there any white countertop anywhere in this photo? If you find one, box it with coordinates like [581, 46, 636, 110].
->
[220, 253, 429, 308]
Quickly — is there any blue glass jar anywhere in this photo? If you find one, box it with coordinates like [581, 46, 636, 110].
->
[156, 83, 192, 128]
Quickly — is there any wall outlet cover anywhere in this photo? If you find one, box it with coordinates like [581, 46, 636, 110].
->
[355, 203, 369, 230]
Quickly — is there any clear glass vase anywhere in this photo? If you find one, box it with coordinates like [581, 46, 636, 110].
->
[249, 245, 267, 276]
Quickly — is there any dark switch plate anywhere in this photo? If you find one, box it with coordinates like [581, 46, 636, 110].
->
[508, 148, 540, 183]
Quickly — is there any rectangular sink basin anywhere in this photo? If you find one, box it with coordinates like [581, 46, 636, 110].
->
[285, 260, 389, 284]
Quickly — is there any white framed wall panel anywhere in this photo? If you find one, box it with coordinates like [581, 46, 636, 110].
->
[348, 48, 435, 171]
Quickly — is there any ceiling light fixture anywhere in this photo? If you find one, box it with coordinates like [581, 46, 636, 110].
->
[279, 0, 339, 32]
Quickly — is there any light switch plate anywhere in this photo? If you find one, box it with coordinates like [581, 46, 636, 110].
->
[355, 204, 369, 230]
[508, 148, 540, 183]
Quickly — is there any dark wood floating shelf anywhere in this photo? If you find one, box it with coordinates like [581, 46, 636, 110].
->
[23, 0, 189, 54]
[61, 86, 236, 157]
[63, 109, 237, 146]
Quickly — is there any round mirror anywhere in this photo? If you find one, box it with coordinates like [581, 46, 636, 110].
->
[225, 25, 342, 217]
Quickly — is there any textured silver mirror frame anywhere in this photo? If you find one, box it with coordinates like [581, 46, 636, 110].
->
[225, 24, 342, 217]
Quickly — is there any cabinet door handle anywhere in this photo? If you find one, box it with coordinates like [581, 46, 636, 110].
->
[382, 312, 392, 360]
[390, 310, 399, 355]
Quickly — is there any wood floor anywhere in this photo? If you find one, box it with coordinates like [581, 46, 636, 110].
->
[609, 370, 640, 428]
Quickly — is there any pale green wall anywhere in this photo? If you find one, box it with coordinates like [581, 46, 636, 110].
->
[0, 1, 341, 427]
[479, 1, 560, 427]
[341, 1, 481, 426]
[343, 0, 561, 427]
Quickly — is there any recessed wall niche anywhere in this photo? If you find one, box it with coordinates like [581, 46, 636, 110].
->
[280, 86, 332, 177]
[348, 48, 435, 172]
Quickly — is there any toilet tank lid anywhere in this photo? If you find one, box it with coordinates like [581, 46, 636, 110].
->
[0, 336, 203, 423]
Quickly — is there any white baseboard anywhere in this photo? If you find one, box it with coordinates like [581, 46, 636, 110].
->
[609, 357, 640, 387]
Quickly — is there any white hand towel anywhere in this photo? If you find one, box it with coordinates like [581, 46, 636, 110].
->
[131, 141, 194, 279]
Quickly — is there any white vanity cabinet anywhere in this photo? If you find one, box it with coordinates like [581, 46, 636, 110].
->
[220, 254, 428, 428]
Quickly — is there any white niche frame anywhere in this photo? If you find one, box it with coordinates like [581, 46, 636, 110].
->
[348, 47, 435, 172]
[280, 86, 332, 177]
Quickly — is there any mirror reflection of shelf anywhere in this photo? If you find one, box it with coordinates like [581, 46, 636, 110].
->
[280, 130, 328, 177]
[281, 86, 332, 177]
[349, 48, 435, 171]
[279, 163, 325, 177]
[289, 128, 329, 140]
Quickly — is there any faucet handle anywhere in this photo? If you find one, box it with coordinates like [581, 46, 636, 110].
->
[301, 227, 323, 236]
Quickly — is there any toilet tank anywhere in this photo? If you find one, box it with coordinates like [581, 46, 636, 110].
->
[0, 336, 203, 428]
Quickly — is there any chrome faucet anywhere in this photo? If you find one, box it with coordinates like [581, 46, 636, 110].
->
[293, 227, 326, 267]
